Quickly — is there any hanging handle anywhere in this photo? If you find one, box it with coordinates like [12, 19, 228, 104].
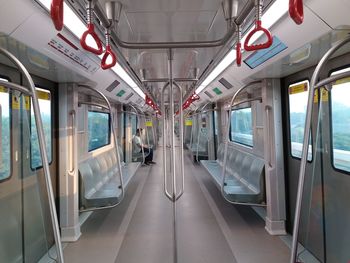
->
[244, 0, 273, 52]
[80, 1, 103, 55]
[101, 29, 117, 70]
[50, 0, 64, 31]
[289, 0, 304, 25]
[101, 46, 117, 69]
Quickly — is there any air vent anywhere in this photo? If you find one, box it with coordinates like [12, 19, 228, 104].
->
[218, 78, 233, 89]
[125, 93, 134, 100]
[204, 91, 213, 98]
[105, 80, 120, 92]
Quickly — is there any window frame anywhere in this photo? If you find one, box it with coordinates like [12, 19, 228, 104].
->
[328, 65, 350, 175]
[87, 110, 111, 152]
[287, 79, 314, 162]
[229, 106, 254, 148]
[0, 75, 12, 183]
[30, 86, 54, 170]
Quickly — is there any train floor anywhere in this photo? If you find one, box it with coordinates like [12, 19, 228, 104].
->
[63, 147, 290, 263]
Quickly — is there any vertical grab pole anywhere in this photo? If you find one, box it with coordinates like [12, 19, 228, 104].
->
[0, 47, 64, 263]
[290, 35, 350, 263]
[174, 82, 184, 200]
[161, 82, 172, 200]
[68, 110, 76, 175]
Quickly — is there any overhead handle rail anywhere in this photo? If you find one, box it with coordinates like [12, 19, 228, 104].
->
[290, 35, 350, 263]
[78, 84, 125, 212]
[289, 0, 304, 25]
[50, 0, 64, 31]
[0, 47, 64, 262]
[220, 81, 266, 206]
[244, 0, 273, 52]
[80, 0, 104, 55]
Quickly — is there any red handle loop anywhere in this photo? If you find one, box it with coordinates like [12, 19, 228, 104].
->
[244, 21, 273, 51]
[50, 0, 64, 31]
[236, 42, 242, 67]
[289, 0, 304, 25]
[80, 24, 103, 55]
[101, 45, 117, 70]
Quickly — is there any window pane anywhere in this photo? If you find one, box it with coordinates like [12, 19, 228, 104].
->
[0, 80, 10, 180]
[88, 111, 110, 151]
[230, 108, 253, 147]
[331, 69, 350, 172]
[31, 88, 52, 169]
[288, 80, 312, 160]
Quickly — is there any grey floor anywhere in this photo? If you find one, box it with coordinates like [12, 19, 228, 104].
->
[63, 148, 290, 263]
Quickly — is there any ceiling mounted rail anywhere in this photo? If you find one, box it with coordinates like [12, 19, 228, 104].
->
[94, 0, 255, 50]
[142, 78, 198, 83]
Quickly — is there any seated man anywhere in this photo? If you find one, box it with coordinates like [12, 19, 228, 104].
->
[132, 128, 156, 165]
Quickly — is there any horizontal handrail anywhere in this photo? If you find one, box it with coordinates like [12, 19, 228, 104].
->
[314, 70, 350, 89]
[78, 101, 109, 110]
[0, 80, 32, 95]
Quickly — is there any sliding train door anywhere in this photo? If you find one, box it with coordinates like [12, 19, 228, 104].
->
[284, 55, 350, 262]
[283, 68, 325, 261]
[317, 62, 350, 262]
[0, 64, 57, 261]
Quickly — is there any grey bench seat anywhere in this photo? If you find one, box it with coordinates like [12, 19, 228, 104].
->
[79, 148, 140, 210]
[200, 143, 265, 204]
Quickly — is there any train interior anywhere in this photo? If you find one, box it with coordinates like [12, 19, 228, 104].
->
[0, 0, 350, 262]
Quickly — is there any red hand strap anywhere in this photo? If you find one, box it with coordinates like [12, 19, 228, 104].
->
[80, 24, 103, 55]
[289, 0, 304, 25]
[236, 42, 242, 67]
[244, 21, 273, 51]
[101, 45, 117, 70]
[50, 0, 64, 31]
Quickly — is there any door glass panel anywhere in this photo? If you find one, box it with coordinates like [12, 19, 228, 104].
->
[30, 88, 52, 169]
[330, 70, 350, 172]
[288, 80, 312, 160]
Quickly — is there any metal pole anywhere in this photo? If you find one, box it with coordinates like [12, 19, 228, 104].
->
[174, 82, 185, 200]
[161, 82, 172, 200]
[290, 35, 350, 263]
